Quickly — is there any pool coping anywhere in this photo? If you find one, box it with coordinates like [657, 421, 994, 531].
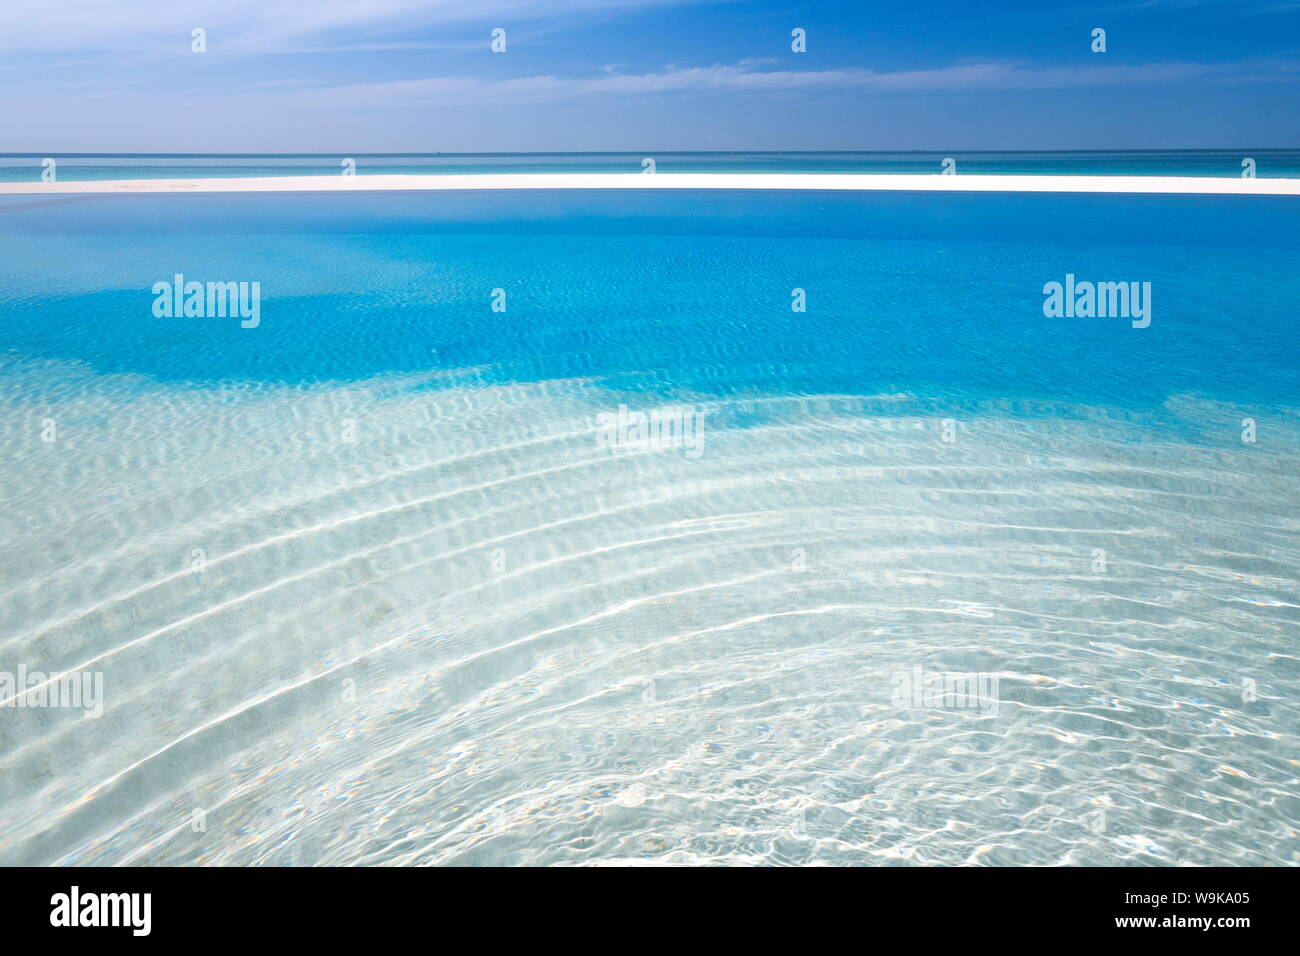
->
[2, 172, 1297, 196]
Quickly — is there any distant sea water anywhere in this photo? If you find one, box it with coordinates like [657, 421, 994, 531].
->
[0, 185, 1296, 866]
[1, 148, 1299, 181]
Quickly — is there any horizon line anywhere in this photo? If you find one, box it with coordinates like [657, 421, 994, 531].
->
[3, 148, 1300, 159]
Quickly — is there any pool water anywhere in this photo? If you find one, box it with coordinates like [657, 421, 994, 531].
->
[0, 188, 1296, 865]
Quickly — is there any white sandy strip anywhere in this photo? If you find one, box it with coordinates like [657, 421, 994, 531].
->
[0, 172, 1297, 196]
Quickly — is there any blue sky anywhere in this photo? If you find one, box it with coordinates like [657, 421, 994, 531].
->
[3, 0, 1298, 152]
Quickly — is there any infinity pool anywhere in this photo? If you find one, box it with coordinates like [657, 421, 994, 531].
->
[0, 189, 1296, 865]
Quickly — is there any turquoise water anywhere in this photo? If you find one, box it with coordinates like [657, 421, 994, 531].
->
[0, 188, 1296, 865]
[2, 149, 1300, 181]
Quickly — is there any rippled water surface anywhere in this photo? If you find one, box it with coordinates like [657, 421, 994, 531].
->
[0, 190, 1296, 865]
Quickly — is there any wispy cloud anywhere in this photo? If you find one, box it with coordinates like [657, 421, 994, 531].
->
[0, 0, 707, 53]
[5, 0, 1297, 151]
[298, 58, 1294, 108]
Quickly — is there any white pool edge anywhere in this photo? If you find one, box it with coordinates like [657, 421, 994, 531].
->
[2, 172, 1298, 196]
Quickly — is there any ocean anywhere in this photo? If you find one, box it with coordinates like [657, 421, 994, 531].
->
[2, 148, 1300, 181]
[0, 176, 1296, 865]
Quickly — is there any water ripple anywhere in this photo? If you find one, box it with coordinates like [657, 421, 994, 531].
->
[0, 368, 1295, 866]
